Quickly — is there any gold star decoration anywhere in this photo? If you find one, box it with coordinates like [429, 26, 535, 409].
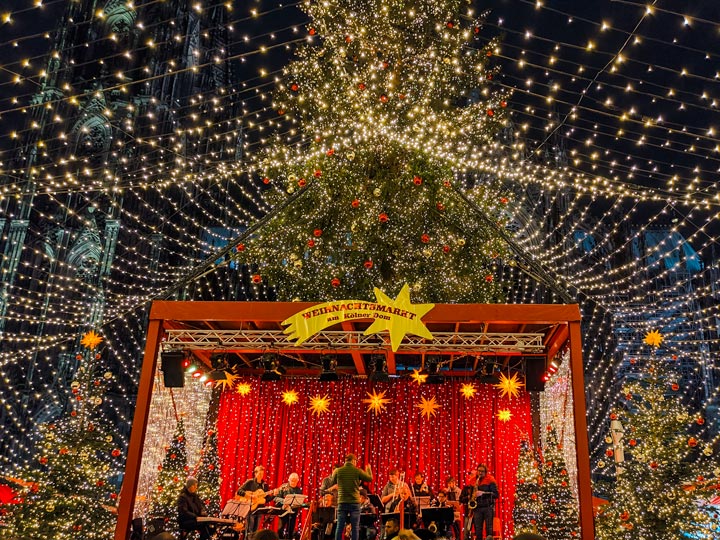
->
[281, 389, 299, 405]
[410, 368, 428, 385]
[215, 371, 238, 392]
[236, 382, 252, 396]
[364, 284, 435, 351]
[494, 372, 524, 400]
[80, 330, 103, 350]
[460, 383, 477, 399]
[363, 389, 391, 415]
[496, 409, 513, 422]
[416, 395, 441, 419]
[644, 329, 663, 348]
[309, 394, 331, 415]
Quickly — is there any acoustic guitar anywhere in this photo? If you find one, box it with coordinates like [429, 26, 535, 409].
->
[238, 488, 275, 510]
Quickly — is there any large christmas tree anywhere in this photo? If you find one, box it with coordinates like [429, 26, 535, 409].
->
[235, 0, 512, 302]
[594, 332, 718, 539]
[512, 439, 542, 535]
[539, 425, 580, 539]
[0, 332, 119, 540]
[149, 419, 189, 532]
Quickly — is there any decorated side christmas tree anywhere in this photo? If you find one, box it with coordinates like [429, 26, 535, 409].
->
[512, 439, 542, 535]
[594, 331, 718, 540]
[539, 424, 580, 539]
[0, 331, 119, 540]
[149, 419, 189, 532]
[234, 0, 513, 302]
[196, 429, 221, 516]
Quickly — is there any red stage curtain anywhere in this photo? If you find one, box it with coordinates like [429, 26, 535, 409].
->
[217, 378, 532, 536]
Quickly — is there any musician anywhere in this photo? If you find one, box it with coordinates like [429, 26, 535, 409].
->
[384, 485, 417, 515]
[178, 477, 212, 540]
[460, 465, 498, 540]
[330, 453, 373, 540]
[380, 469, 401, 507]
[429, 490, 455, 538]
[410, 472, 433, 499]
[275, 472, 303, 540]
[359, 489, 377, 540]
[321, 493, 336, 507]
[237, 465, 273, 535]
[320, 463, 341, 506]
[383, 518, 399, 540]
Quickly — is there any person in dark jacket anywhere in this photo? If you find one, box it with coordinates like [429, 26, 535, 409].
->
[178, 477, 211, 540]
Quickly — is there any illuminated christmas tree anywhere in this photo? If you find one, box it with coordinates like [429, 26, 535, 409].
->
[512, 439, 542, 535]
[539, 425, 579, 539]
[234, 0, 512, 302]
[149, 419, 189, 532]
[196, 429, 221, 516]
[0, 333, 119, 540]
[594, 340, 717, 540]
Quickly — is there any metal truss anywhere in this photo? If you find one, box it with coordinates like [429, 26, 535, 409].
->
[163, 329, 546, 353]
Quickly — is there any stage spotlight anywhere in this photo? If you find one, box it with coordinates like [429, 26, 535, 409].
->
[260, 353, 282, 381]
[319, 355, 339, 382]
[369, 354, 389, 382]
[425, 355, 444, 384]
[475, 359, 500, 384]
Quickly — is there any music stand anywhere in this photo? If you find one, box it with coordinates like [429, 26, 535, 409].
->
[369, 494, 383, 512]
[283, 494, 308, 511]
[359, 514, 377, 527]
[223, 499, 251, 520]
[414, 496, 431, 509]
[418, 508, 454, 526]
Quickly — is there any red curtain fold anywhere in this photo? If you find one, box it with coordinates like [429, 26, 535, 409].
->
[216, 378, 531, 537]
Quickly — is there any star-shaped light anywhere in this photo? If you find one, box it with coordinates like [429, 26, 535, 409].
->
[309, 394, 331, 415]
[282, 389, 299, 405]
[80, 330, 103, 350]
[236, 382, 252, 396]
[496, 409, 513, 422]
[460, 383, 477, 399]
[644, 329, 663, 348]
[494, 372, 524, 400]
[215, 371, 238, 391]
[363, 389, 391, 415]
[416, 395, 441, 419]
[364, 284, 435, 351]
[410, 368, 428, 385]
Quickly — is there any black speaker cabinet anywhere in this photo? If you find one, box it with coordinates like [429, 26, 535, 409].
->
[161, 352, 185, 388]
[524, 357, 546, 391]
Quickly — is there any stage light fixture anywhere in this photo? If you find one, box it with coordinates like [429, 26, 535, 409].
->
[425, 355, 444, 384]
[319, 355, 339, 382]
[260, 353, 282, 381]
[475, 358, 500, 384]
[369, 354, 389, 382]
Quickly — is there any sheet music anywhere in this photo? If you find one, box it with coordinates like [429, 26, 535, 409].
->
[283, 494, 308, 508]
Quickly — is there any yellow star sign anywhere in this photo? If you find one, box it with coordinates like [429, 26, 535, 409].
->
[410, 368, 428, 385]
[416, 395, 441, 419]
[236, 382, 252, 396]
[496, 409, 513, 422]
[80, 330, 103, 350]
[644, 329, 663, 348]
[309, 394, 331, 415]
[494, 372, 524, 400]
[282, 389, 299, 405]
[215, 371, 238, 392]
[365, 284, 435, 351]
[460, 383, 477, 399]
[363, 389, 391, 415]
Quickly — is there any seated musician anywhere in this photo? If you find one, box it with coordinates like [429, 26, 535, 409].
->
[384, 485, 417, 529]
[359, 489, 377, 540]
[237, 465, 274, 535]
[310, 497, 337, 540]
[178, 477, 212, 540]
[274, 472, 303, 540]
[429, 490, 457, 538]
[410, 472, 433, 500]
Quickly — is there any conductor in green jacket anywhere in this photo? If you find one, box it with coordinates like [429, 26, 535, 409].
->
[330, 453, 373, 540]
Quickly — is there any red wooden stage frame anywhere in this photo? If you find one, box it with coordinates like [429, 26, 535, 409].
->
[114, 301, 595, 540]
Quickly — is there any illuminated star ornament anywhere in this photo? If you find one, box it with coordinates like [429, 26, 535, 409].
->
[410, 369, 428, 385]
[236, 382, 252, 396]
[496, 409, 513, 422]
[80, 330, 103, 350]
[416, 395, 441, 419]
[364, 284, 435, 351]
[363, 389, 391, 415]
[644, 329, 664, 348]
[494, 372, 524, 400]
[309, 394, 331, 415]
[282, 389, 299, 405]
[460, 383, 477, 399]
[215, 372, 238, 392]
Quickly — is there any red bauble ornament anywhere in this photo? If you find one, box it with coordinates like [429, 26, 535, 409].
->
[442, 245, 450, 254]
[413, 175, 422, 185]
[236, 243, 245, 252]
[209, 464, 215, 470]
[486, 109, 494, 116]
[173, 476, 179, 482]
[314, 169, 322, 178]
[278, 109, 285, 115]
[76, 354, 83, 360]
[378, 212, 388, 223]
[39, 456, 48, 465]
[446, 22, 454, 28]
[630, 358, 636, 364]
[76, 395, 83, 401]
[649, 461, 658, 469]
[629, 439, 637, 446]
[298, 178, 307, 187]
[625, 393, 632, 400]
[672, 354, 678, 360]
[72, 387, 78, 394]
[70, 410, 77, 416]
[59, 446, 68, 454]
[436, 202, 445, 211]
[500, 197, 508, 204]
[620, 511, 630, 521]
[313, 228, 323, 237]
[486, 51, 493, 57]
[358, 83, 366, 91]
[326, 148, 335, 156]
[309, 28, 316, 36]
[112, 449, 121, 457]
[485, 274, 493, 282]
[398, 93, 406, 100]
[500, 100, 507, 108]
[605, 449, 614, 457]
[610, 413, 617, 420]
[262, 177, 270, 184]
[696, 417, 705, 425]
[95, 353, 101, 359]
[94, 379, 100, 386]
[697, 475, 705, 482]
[331, 278, 341, 288]
[530, 494, 537, 500]
[97, 480, 105, 486]
[345, 35, 352, 43]
[421, 234, 430, 243]
[290, 83, 299, 92]
[688, 437, 698, 447]
[308, 239, 316, 248]
[443, 180, 451, 187]
[351, 199, 360, 208]
[251, 274, 262, 284]
[380, 94, 388, 103]
[364, 260, 373, 269]
[110, 493, 118, 500]
[561, 481, 568, 487]
[671, 383, 679, 391]
[157, 465, 163, 471]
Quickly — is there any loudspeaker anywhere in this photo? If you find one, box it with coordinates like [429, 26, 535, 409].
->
[145, 517, 166, 539]
[524, 357, 546, 391]
[161, 352, 185, 388]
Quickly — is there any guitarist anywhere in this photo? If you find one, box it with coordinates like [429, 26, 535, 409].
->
[237, 465, 274, 536]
